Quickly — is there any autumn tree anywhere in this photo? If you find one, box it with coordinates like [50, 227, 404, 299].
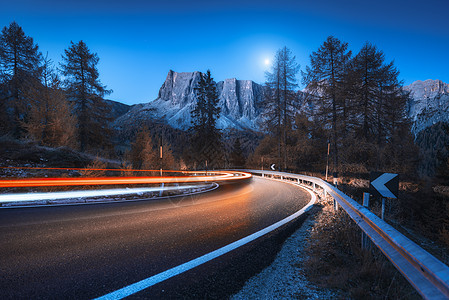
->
[24, 55, 77, 147]
[160, 141, 176, 170]
[129, 127, 157, 170]
[0, 21, 41, 136]
[60, 40, 112, 153]
[264, 46, 300, 171]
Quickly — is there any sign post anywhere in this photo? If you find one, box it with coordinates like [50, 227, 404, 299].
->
[325, 142, 330, 181]
[369, 172, 399, 220]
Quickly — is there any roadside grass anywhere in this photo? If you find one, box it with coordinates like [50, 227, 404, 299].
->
[304, 201, 420, 299]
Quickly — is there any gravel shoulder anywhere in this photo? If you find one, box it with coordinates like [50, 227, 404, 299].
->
[232, 207, 341, 299]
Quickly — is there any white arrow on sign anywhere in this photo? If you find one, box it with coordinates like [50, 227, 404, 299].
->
[270, 164, 276, 171]
[371, 173, 398, 198]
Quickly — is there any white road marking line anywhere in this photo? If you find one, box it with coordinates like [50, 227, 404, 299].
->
[95, 184, 316, 300]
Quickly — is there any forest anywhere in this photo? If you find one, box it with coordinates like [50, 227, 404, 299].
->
[1, 21, 449, 250]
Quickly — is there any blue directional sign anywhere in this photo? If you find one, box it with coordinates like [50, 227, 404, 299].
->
[370, 172, 399, 199]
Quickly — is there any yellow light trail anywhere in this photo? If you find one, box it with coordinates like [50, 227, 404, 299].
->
[0, 170, 251, 188]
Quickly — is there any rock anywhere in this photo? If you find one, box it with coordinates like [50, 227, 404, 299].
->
[115, 70, 266, 131]
[404, 79, 449, 135]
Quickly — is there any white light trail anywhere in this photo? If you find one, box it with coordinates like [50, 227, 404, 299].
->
[0, 184, 210, 203]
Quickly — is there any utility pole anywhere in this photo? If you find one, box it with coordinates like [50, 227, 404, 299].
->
[325, 141, 330, 181]
[159, 135, 163, 177]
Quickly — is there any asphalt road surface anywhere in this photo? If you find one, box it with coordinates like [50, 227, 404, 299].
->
[0, 176, 311, 299]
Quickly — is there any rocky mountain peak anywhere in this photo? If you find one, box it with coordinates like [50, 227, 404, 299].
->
[405, 79, 449, 135]
[115, 70, 265, 131]
[405, 79, 449, 100]
[157, 70, 202, 106]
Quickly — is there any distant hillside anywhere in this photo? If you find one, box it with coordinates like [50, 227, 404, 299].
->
[105, 99, 131, 120]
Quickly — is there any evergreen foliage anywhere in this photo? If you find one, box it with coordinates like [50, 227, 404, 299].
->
[416, 122, 449, 178]
[230, 138, 245, 168]
[60, 40, 112, 153]
[263, 46, 300, 171]
[189, 69, 223, 168]
[298, 37, 415, 177]
[302, 36, 351, 179]
[0, 21, 41, 136]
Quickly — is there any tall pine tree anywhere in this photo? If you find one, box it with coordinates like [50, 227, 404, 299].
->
[302, 36, 351, 181]
[264, 46, 300, 171]
[0, 21, 41, 136]
[350, 42, 413, 171]
[60, 40, 112, 153]
[190, 70, 222, 168]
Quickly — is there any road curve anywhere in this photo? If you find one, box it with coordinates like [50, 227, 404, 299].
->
[0, 176, 311, 299]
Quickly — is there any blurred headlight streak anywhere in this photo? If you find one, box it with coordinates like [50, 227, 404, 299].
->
[0, 184, 211, 203]
[0, 171, 251, 188]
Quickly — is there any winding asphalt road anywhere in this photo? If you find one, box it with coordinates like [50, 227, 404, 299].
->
[0, 176, 311, 299]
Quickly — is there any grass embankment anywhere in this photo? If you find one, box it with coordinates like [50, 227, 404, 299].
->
[304, 200, 420, 299]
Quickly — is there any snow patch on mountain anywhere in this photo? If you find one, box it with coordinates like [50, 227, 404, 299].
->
[404, 79, 449, 135]
[114, 71, 447, 137]
[115, 70, 265, 131]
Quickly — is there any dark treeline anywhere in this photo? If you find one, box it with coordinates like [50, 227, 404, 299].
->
[0, 21, 111, 155]
[249, 36, 417, 181]
[0, 21, 433, 181]
[3, 21, 449, 248]
[0, 21, 247, 170]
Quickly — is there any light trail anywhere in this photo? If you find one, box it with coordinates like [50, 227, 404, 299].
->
[0, 184, 213, 203]
[0, 171, 251, 188]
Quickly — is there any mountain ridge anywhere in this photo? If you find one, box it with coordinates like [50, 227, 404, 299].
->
[114, 70, 266, 132]
[113, 70, 449, 136]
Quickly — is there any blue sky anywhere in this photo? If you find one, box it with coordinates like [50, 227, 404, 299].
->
[1, 0, 448, 105]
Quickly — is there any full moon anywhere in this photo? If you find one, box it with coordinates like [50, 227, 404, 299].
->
[264, 58, 270, 65]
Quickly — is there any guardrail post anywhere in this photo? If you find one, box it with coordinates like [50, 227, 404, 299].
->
[362, 192, 371, 249]
[333, 198, 338, 211]
[159, 182, 165, 197]
[281, 175, 283, 180]
[313, 182, 316, 192]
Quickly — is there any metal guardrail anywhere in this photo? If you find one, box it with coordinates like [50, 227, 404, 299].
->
[244, 169, 449, 300]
